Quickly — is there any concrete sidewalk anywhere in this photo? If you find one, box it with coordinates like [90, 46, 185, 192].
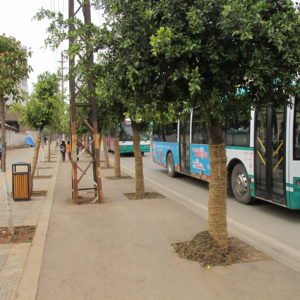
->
[0, 148, 59, 300]
[22, 154, 300, 300]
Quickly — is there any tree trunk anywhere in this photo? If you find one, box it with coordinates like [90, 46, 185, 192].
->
[41, 139, 45, 167]
[0, 93, 14, 234]
[207, 119, 228, 251]
[0, 94, 7, 172]
[103, 134, 110, 168]
[47, 135, 51, 162]
[99, 134, 103, 161]
[30, 130, 42, 192]
[114, 136, 121, 177]
[131, 120, 145, 197]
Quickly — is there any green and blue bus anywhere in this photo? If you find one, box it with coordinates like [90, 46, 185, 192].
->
[152, 96, 300, 209]
[107, 119, 151, 155]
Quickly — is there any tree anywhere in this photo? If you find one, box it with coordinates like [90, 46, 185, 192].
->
[149, 0, 300, 250]
[0, 34, 31, 234]
[96, 0, 166, 197]
[16, 72, 61, 192]
[35, 3, 105, 203]
[95, 62, 127, 178]
[43, 101, 70, 162]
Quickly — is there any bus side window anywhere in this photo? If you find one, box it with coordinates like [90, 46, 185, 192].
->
[153, 123, 177, 142]
[192, 110, 208, 144]
[294, 97, 300, 159]
[225, 116, 250, 147]
[152, 124, 161, 141]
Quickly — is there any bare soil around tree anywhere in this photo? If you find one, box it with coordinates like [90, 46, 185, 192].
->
[173, 230, 269, 268]
[0, 226, 36, 244]
[34, 175, 53, 179]
[31, 190, 48, 197]
[105, 175, 132, 180]
[124, 191, 165, 200]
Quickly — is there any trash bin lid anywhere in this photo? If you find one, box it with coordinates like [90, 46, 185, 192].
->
[12, 162, 31, 166]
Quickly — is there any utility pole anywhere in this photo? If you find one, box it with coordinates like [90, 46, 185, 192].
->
[68, 0, 103, 204]
[58, 51, 65, 101]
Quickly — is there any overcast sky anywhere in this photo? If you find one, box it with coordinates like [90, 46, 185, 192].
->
[0, 0, 65, 91]
[0, 0, 102, 93]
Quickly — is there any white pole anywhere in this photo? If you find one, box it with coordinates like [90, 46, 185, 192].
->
[2, 171, 14, 234]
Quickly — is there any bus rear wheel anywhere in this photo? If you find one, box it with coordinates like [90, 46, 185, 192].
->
[231, 163, 253, 204]
[167, 153, 177, 177]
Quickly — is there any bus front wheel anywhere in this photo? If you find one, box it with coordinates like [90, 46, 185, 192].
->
[167, 153, 177, 177]
[231, 163, 253, 204]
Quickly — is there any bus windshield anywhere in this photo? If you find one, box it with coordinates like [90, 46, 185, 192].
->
[294, 96, 300, 160]
[120, 124, 133, 141]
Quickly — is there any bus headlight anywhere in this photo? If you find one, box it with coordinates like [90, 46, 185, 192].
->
[296, 179, 300, 187]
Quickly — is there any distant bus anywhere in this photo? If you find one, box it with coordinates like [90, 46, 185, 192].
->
[152, 96, 300, 209]
[107, 119, 151, 155]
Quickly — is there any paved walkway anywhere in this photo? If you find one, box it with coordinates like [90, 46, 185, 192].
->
[2, 150, 300, 299]
[29, 154, 300, 299]
[0, 148, 59, 300]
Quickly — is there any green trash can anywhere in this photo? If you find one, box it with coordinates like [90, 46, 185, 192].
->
[12, 163, 31, 201]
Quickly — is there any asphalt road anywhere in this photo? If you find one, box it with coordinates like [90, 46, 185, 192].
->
[118, 152, 300, 273]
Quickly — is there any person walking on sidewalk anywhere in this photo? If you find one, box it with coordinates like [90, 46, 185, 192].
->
[60, 141, 66, 162]
[66, 141, 71, 161]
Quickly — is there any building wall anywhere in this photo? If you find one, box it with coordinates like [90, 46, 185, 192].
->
[0, 122, 38, 149]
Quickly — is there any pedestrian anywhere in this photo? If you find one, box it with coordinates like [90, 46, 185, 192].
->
[60, 141, 66, 162]
[0, 142, 2, 167]
[66, 141, 71, 161]
[76, 143, 80, 161]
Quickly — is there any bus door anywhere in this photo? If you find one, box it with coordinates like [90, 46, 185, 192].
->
[179, 114, 191, 174]
[255, 107, 286, 204]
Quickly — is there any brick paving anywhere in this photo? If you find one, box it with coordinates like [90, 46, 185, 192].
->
[0, 148, 58, 300]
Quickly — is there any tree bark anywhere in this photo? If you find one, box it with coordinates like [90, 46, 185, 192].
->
[0, 93, 14, 234]
[41, 139, 45, 167]
[114, 137, 121, 177]
[207, 118, 228, 251]
[47, 135, 51, 162]
[131, 120, 145, 197]
[0, 94, 7, 172]
[103, 134, 110, 168]
[99, 133, 102, 151]
[30, 130, 42, 192]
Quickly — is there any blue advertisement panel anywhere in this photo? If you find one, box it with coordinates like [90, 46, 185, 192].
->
[190, 144, 210, 181]
[152, 142, 180, 171]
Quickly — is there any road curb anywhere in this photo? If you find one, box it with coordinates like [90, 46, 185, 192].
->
[14, 155, 60, 300]
[122, 164, 300, 273]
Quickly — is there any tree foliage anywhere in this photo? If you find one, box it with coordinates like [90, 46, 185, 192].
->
[34, 7, 103, 92]
[149, 0, 300, 125]
[96, 0, 173, 123]
[0, 34, 31, 100]
[15, 72, 61, 130]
